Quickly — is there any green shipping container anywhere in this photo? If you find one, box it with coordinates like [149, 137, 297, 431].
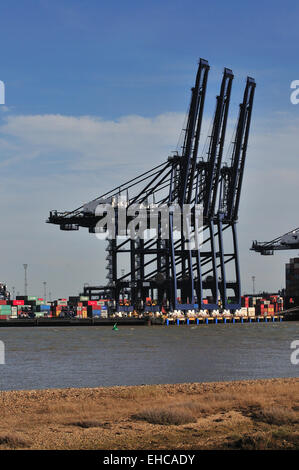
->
[28, 296, 38, 301]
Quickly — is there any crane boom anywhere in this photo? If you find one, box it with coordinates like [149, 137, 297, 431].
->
[179, 58, 210, 205]
[203, 68, 234, 219]
[251, 226, 299, 255]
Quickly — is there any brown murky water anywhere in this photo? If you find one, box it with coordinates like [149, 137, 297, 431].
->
[0, 322, 298, 390]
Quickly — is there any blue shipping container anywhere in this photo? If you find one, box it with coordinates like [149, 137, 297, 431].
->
[93, 310, 101, 316]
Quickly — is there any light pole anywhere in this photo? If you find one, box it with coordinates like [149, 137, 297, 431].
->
[23, 264, 28, 296]
[252, 276, 256, 296]
[12, 286, 15, 300]
[43, 281, 47, 301]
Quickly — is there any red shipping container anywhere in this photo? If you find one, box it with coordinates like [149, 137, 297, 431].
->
[13, 300, 24, 306]
[203, 299, 208, 304]
[88, 300, 98, 306]
[0, 300, 7, 305]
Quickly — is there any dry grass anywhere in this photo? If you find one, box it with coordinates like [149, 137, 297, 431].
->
[0, 433, 31, 449]
[251, 405, 298, 425]
[226, 430, 299, 450]
[133, 407, 197, 425]
[69, 420, 106, 429]
[0, 378, 298, 449]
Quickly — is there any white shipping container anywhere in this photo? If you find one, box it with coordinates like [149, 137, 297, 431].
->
[248, 307, 256, 316]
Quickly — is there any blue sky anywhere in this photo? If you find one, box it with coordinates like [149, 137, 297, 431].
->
[2, 0, 299, 118]
[1, 0, 299, 298]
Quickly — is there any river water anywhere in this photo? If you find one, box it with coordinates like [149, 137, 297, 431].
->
[0, 323, 298, 391]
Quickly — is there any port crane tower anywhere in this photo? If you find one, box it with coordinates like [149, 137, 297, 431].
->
[47, 59, 255, 313]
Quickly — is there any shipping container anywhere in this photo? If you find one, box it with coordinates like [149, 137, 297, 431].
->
[92, 310, 101, 316]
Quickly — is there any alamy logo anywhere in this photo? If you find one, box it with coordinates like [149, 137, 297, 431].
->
[290, 340, 299, 365]
[290, 80, 299, 105]
[0, 80, 5, 105]
[0, 340, 5, 364]
[93, 202, 204, 249]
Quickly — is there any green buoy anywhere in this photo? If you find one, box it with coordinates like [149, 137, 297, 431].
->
[112, 323, 118, 331]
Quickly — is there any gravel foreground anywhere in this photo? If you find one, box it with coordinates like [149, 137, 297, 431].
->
[0, 378, 298, 450]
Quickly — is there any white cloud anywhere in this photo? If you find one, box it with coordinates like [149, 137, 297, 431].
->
[0, 112, 186, 172]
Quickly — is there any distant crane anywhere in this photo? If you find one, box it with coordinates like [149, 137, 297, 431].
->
[251, 226, 299, 255]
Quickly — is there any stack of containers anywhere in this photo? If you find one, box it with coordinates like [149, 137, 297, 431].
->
[39, 304, 52, 317]
[267, 303, 274, 315]
[99, 299, 108, 317]
[82, 305, 87, 318]
[14, 296, 54, 317]
[55, 305, 62, 317]
[87, 300, 102, 317]
[255, 299, 265, 315]
[13, 299, 25, 316]
[263, 300, 269, 315]
[0, 300, 12, 319]
[240, 307, 248, 316]
[265, 300, 272, 314]
[76, 301, 83, 317]
[286, 258, 299, 306]
[247, 307, 255, 317]
[11, 306, 18, 318]
[241, 296, 249, 308]
[52, 299, 67, 317]
[277, 296, 284, 312]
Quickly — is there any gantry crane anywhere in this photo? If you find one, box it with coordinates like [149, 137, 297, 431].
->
[251, 226, 299, 255]
[47, 59, 256, 312]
